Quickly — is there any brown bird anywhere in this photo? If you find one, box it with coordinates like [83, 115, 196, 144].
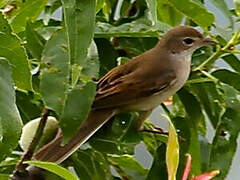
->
[34, 26, 215, 163]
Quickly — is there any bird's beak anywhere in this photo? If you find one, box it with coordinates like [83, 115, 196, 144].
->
[202, 38, 216, 46]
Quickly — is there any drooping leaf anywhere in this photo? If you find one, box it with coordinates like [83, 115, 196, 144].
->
[61, 0, 96, 65]
[166, 115, 179, 180]
[60, 82, 97, 143]
[0, 14, 32, 91]
[26, 21, 46, 61]
[71, 149, 111, 180]
[9, 0, 49, 33]
[177, 89, 203, 175]
[209, 84, 240, 179]
[94, 38, 118, 76]
[0, 60, 22, 161]
[40, 29, 69, 114]
[26, 161, 78, 180]
[108, 154, 148, 179]
[168, 0, 215, 28]
[212, 69, 240, 92]
[146, 144, 168, 180]
[221, 54, 240, 73]
[146, 0, 157, 25]
[191, 82, 224, 128]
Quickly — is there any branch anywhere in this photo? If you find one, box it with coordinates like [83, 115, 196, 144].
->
[194, 27, 240, 71]
[12, 108, 50, 177]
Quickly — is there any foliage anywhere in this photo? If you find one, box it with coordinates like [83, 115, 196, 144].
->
[0, 0, 240, 179]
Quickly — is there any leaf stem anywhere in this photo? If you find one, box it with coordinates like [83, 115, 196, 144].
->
[198, 70, 218, 82]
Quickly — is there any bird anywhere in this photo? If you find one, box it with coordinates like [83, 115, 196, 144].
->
[33, 25, 215, 164]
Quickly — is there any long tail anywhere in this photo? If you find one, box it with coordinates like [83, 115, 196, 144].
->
[34, 108, 117, 163]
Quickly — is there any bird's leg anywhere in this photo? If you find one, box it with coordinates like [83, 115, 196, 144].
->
[141, 126, 185, 142]
[136, 110, 153, 130]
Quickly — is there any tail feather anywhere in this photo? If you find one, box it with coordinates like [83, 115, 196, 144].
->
[34, 108, 116, 163]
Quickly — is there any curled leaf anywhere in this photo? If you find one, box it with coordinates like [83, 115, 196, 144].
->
[191, 170, 220, 180]
[182, 154, 192, 180]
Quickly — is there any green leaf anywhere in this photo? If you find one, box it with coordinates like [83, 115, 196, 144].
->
[60, 82, 96, 143]
[233, 0, 240, 17]
[212, 69, 240, 92]
[71, 149, 111, 180]
[40, 29, 69, 114]
[90, 113, 141, 154]
[0, 174, 9, 180]
[94, 38, 118, 76]
[0, 0, 8, 8]
[209, 84, 240, 179]
[209, 0, 233, 26]
[108, 154, 148, 176]
[117, 37, 158, 56]
[222, 54, 240, 73]
[62, 0, 96, 65]
[146, 144, 168, 180]
[81, 41, 99, 80]
[199, 136, 211, 172]
[96, 0, 105, 13]
[41, 0, 62, 25]
[94, 18, 171, 38]
[168, 0, 214, 28]
[16, 90, 42, 124]
[146, 0, 157, 25]
[10, 0, 49, 33]
[157, 0, 184, 26]
[0, 14, 32, 91]
[192, 82, 224, 128]
[171, 116, 191, 179]
[0, 60, 22, 161]
[26, 21, 46, 61]
[25, 161, 78, 180]
[166, 115, 179, 180]
[177, 89, 203, 175]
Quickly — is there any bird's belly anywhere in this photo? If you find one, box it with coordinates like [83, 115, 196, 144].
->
[125, 86, 179, 111]
[124, 63, 190, 111]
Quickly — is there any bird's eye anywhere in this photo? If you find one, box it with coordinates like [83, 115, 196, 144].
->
[183, 38, 194, 45]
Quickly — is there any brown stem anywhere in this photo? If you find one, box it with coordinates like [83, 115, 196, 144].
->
[12, 108, 50, 176]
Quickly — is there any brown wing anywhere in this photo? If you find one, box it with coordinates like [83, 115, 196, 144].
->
[92, 54, 176, 110]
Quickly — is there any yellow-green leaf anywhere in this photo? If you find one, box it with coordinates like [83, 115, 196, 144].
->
[165, 115, 179, 180]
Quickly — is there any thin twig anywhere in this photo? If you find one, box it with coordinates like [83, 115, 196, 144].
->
[194, 27, 240, 71]
[13, 108, 50, 174]
[161, 103, 172, 118]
